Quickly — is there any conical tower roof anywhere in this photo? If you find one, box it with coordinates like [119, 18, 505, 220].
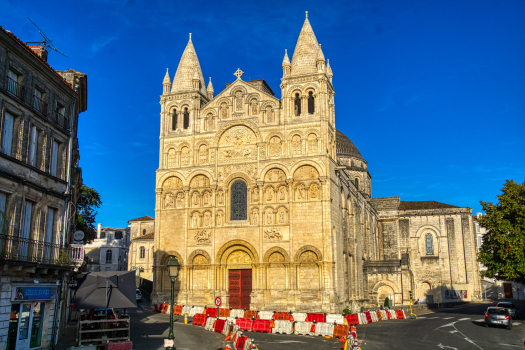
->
[326, 59, 333, 76]
[171, 34, 206, 94]
[207, 77, 214, 92]
[163, 68, 171, 85]
[316, 44, 325, 62]
[291, 12, 320, 75]
[282, 49, 291, 67]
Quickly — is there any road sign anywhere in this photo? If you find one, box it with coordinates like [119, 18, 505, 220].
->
[215, 297, 222, 307]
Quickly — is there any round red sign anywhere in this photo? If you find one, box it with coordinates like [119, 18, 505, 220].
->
[214, 297, 222, 307]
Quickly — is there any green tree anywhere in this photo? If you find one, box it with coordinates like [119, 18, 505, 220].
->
[478, 180, 525, 284]
[76, 185, 102, 243]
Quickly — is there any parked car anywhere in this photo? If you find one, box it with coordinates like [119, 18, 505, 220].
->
[136, 289, 142, 303]
[496, 302, 519, 319]
[485, 307, 512, 330]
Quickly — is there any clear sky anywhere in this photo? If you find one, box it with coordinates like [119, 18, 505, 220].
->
[2, 0, 524, 228]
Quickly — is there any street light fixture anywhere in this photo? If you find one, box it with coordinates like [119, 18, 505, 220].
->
[165, 257, 180, 350]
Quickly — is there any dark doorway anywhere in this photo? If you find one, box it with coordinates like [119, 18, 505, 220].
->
[504, 283, 513, 298]
[229, 269, 252, 309]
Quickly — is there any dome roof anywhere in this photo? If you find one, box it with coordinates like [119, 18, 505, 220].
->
[336, 129, 363, 160]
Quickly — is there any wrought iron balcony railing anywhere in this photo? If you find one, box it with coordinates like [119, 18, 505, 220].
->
[54, 111, 70, 130]
[0, 234, 82, 267]
[7, 77, 24, 99]
[33, 95, 47, 116]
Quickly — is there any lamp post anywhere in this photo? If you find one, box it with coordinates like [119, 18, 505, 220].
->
[165, 257, 180, 350]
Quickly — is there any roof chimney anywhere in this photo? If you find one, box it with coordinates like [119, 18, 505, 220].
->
[97, 223, 102, 238]
[28, 45, 48, 62]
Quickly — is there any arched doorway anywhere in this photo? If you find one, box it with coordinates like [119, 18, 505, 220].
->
[377, 285, 395, 306]
[226, 250, 252, 309]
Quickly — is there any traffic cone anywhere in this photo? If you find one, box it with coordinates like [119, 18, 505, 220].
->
[223, 346, 231, 350]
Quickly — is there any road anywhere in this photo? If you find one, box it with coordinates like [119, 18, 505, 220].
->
[358, 300, 525, 350]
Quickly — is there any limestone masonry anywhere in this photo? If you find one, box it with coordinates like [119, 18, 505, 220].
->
[150, 13, 481, 312]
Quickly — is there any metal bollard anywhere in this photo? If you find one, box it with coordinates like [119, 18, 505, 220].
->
[184, 313, 188, 324]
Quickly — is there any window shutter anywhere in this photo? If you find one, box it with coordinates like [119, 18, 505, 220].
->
[0, 193, 6, 234]
[29, 126, 38, 166]
[21, 201, 33, 239]
[2, 112, 14, 155]
[51, 140, 59, 176]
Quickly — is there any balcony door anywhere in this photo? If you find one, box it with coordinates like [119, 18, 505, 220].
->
[20, 201, 32, 260]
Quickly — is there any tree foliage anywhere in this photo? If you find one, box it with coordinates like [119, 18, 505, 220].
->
[76, 185, 102, 243]
[478, 180, 525, 284]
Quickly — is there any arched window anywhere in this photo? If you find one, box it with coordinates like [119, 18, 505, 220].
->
[354, 178, 359, 190]
[183, 107, 190, 129]
[139, 246, 145, 259]
[425, 234, 434, 255]
[142, 229, 146, 235]
[171, 109, 177, 130]
[230, 180, 247, 220]
[106, 249, 113, 264]
[308, 91, 315, 114]
[294, 93, 301, 116]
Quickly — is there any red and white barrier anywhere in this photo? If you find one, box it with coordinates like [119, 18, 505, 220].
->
[292, 312, 308, 322]
[294, 321, 314, 336]
[257, 311, 273, 320]
[326, 313, 345, 325]
[205, 317, 217, 331]
[272, 320, 294, 334]
[314, 322, 335, 337]
[230, 309, 245, 319]
[189, 306, 205, 317]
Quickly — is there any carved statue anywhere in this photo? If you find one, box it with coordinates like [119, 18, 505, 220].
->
[203, 192, 209, 205]
[266, 187, 273, 201]
[192, 192, 198, 206]
[221, 103, 228, 119]
[192, 214, 198, 228]
[176, 193, 184, 207]
[310, 184, 318, 198]
[165, 193, 174, 209]
[251, 99, 258, 115]
[253, 188, 259, 202]
[267, 211, 273, 225]
[204, 213, 210, 226]
[279, 187, 286, 200]
[217, 212, 223, 226]
[252, 211, 259, 225]
[279, 210, 285, 224]
[217, 191, 224, 205]
[297, 184, 305, 200]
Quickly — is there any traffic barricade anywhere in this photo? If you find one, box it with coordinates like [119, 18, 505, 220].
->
[272, 320, 293, 334]
[326, 313, 345, 325]
[206, 308, 218, 318]
[370, 311, 378, 322]
[223, 319, 233, 336]
[344, 314, 359, 326]
[214, 318, 226, 333]
[380, 310, 388, 320]
[385, 310, 391, 319]
[333, 324, 349, 339]
[375, 310, 383, 321]
[257, 311, 273, 320]
[236, 335, 248, 350]
[243, 310, 257, 319]
[192, 313, 207, 327]
[294, 321, 314, 336]
[314, 322, 334, 337]
[395, 310, 405, 319]
[190, 306, 205, 317]
[252, 319, 272, 333]
[219, 308, 231, 318]
[173, 305, 183, 315]
[235, 318, 253, 332]
[358, 313, 367, 324]
[161, 304, 169, 314]
[181, 305, 192, 316]
[230, 309, 244, 319]
[305, 313, 326, 323]
[154, 304, 161, 313]
[205, 317, 216, 331]
[243, 338, 254, 350]
[364, 311, 373, 323]
[219, 317, 236, 323]
[292, 312, 308, 322]
[273, 312, 293, 321]
[390, 310, 397, 319]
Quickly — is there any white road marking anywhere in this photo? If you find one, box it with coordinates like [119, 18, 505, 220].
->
[475, 319, 484, 322]
[449, 330, 458, 333]
[437, 344, 457, 349]
[458, 318, 471, 321]
[513, 322, 520, 325]
[418, 317, 427, 319]
[443, 317, 454, 319]
[430, 317, 440, 319]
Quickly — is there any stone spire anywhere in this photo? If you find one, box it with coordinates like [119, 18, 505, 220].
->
[316, 44, 325, 73]
[326, 59, 333, 83]
[207, 77, 214, 99]
[282, 49, 291, 77]
[290, 11, 320, 76]
[162, 68, 171, 94]
[171, 33, 206, 95]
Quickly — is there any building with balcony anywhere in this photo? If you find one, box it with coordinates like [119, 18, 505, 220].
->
[0, 27, 86, 349]
[84, 224, 130, 272]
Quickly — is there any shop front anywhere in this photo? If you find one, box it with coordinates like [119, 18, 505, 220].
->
[7, 285, 57, 350]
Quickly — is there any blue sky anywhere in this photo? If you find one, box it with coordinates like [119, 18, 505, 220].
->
[2, 0, 524, 228]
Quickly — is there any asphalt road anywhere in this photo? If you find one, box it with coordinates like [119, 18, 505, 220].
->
[109, 299, 525, 350]
[358, 300, 525, 350]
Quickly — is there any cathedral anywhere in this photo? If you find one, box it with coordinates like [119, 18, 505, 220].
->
[150, 13, 481, 312]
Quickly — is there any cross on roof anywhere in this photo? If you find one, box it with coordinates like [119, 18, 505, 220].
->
[234, 68, 244, 80]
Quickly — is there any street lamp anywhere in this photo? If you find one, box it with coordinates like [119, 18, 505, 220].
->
[165, 257, 180, 350]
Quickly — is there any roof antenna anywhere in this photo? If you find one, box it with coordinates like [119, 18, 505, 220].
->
[26, 17, 68, 57]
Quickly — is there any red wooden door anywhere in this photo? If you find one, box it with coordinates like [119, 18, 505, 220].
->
[504, 283, 513, 298]
[229, 269, 252, 309]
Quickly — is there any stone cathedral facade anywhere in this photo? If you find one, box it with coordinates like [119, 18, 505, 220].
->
[151, 14, 481, 312]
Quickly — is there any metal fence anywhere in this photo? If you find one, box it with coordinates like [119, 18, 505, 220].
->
[0, 234, 81, 266]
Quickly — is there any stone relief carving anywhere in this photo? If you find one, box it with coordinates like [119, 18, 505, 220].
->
[307, 133, 317, 155]
[294, 165, 319, 180]
[164, 193, 174, 209]
[299, 251, 318, 263]
[199, 145, 208, 164]
[220, 163, 257, 179]
[218, 125, 257, 163]
[266, 107, 274, 123]
[227, 250, 251, 264]
[264, 229, 282, 241]
[310, 184, 318, 199]
[193, 254, 208, 265]
[176, 193, 184, 207]
[181, 146, 190, 166]
[204, 212, 211, 226]
[268, 252, 285, 262]
[190, 175, 209, 188]
[252, 210, 259, 225]
[235, 91, 243, 111]
[192, 213, 199, 228]
[167, 149, 176, 168]
[163, 176, 183, 190]
[217, 190, 224, 205]
[217, 212, 223, 226]
[292, 135, 302, 155]
[253, 188, 259, 202]
[266, 187, 274, 202]
[266, 210, 273, 225]
[265, 169, 286, 182]
[221, 103, 228, 119]
[278, 210, 285, 224]
[279, 186, 287, 201]
[250, 99, 258, 115]
[203, 191, 210, 205]
[194, 229, 211, 245]
[192, 192, 199, 206]
[296, 184, 306, 200]
[269, 137, 282, 158]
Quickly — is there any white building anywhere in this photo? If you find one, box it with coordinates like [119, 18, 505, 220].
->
[84, 224, 130, 272]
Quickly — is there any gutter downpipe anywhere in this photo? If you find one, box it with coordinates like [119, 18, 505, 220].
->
[51, 99, 76, 349]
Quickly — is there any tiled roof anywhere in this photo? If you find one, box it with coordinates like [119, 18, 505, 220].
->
[133, 232, 154, 240]
[102, 227, 125, 232]
[0, 26, 76, 93]
[128, 216, 155, 222]
[399, 201, 459, 210]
